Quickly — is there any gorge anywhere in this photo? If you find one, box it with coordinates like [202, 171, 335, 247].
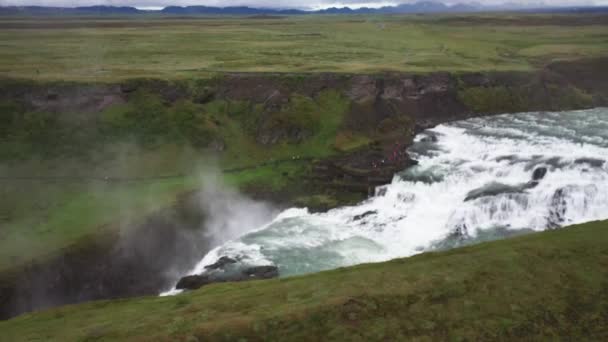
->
[1, 57, 608, 320]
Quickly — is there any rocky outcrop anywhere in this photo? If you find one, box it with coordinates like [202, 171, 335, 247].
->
[464, 167, 549, 202]
[204, 256, 238, 270]
[574, 158, 605, 168]
[176, 260, 279, 291]
[532, 167, 548, 181]
[464, 182, 535, 202]
[4, 58, 606, 133]
[312, 146, 418, 195]
[352, 210, 377, 221]
[341, 72, 469, 135]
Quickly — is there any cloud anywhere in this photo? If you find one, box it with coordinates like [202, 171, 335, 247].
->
[0, 0, 604, 10]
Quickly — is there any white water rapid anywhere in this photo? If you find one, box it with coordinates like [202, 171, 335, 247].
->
[166, 108, 608, 294]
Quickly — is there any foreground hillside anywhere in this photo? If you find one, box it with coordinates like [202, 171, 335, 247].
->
[1, 220, 607, 341]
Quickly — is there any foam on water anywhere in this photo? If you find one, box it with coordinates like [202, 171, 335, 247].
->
[166, 108, 608, 292]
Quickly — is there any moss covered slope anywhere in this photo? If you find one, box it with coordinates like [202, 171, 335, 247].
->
[2, 220, 607, 341]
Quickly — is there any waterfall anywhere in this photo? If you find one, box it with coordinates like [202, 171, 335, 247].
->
[165, 108, 608, 294]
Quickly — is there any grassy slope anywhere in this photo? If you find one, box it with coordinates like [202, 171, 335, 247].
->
[0, 14, 607, 80]
[0, 90, 353, 272]
[1, 220, 607, 340]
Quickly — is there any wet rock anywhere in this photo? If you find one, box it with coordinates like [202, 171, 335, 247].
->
[547, 184, 598, 228]
[397, 192, 416, 202]
[574, 158, 605, 168]
[175, 275, 212, 290]
[464, 181, 537, 202]
[532, 167, 547, 181]
[453, 223, 470, 239]
[419, 133, 439, 143]
[400, 167, 444, 184]
[375, 187, 388, 197]
[204, 256, 237, 270]
[495, 155, 519, 163]
[548, 187, 569, 228]
[465, 182, 521, 201]
[525, 157, 566, 171]
[176, 265, 279, 291]
[352, 210, 377, 221]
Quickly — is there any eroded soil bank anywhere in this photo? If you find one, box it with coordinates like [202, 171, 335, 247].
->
[1, 57, 607, 320]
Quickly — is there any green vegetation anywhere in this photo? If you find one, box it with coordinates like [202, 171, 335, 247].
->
[2, 220, 607, 340]
[458, 86, 527, 113]
[0, 84, 354, 271]
[1, 13, 607, 326]
[0, 14, 607, 80]
[457, 83, 597, 114]
[0, 160, 312, 272]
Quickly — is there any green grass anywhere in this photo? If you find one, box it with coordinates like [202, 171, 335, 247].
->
[0, 176, 195, 271]
[0, 86, 352, 272]
[457, 83, 596, 114]
[1, 219, 607, 340]
[0, 14, 607, 80]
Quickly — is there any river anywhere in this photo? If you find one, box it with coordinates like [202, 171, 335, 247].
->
[166, 108, 608, 293]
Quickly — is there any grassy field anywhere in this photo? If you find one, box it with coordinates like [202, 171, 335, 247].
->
[1, 219, 607, 340]
[0, 14, 607, 80]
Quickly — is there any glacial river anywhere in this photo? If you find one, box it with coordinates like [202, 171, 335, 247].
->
[166, 108, 608, 293]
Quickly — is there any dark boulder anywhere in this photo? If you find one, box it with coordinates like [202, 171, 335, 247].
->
[532, 167, 547, 181]
[419, 133, 438, 143]
[176, 264, 279, 291]
[352, 210, 377, 221]
[574, 158, 605, 168]
[204, 256, 237, 270]
[376, 187, 388, 197]
[175, 275, 212, 290]
[495, 155, 519, 163]
[465, 182, 524, 202]
[548, 187, 569, 228]
[464, 180, 541, 202]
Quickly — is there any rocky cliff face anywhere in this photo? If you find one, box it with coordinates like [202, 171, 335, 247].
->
[4, 58, 606, 133]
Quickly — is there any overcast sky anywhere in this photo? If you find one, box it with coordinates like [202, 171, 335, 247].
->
[0, 0, 604, 10]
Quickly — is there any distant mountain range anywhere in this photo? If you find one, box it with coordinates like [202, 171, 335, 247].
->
[1, 2, 608, 16]
[159, 2, 481, 15]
